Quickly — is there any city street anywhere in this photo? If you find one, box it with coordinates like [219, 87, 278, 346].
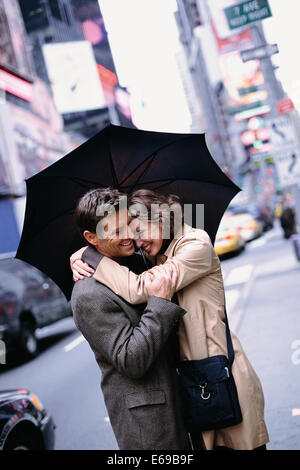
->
[0, 221, 299, 450]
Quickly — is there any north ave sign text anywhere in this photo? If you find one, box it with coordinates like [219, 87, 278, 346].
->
[225, 0, 272, 30]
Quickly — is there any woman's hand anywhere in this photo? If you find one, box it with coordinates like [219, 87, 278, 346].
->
[70, 246, 94, 281]
[143, 264, 178, 301]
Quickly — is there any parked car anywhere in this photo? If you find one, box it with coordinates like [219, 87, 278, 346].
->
[214, 219, 245, 257]
[0, 389, 55, 450]
[0, 257, 72, 361]
[227, 213, 263, 242]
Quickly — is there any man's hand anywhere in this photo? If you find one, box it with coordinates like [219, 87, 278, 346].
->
[70, 246, 94, 281]
[143, 264, 178, 301]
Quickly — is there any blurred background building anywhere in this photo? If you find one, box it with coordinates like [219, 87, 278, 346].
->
[175, 0, 300, 227]
[0, 0, 136, 255]
[0, 0, 84, 253]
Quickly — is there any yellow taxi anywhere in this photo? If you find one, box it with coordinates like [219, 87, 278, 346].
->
[214, 218, 245, 256]
[228, 212, 263, 242]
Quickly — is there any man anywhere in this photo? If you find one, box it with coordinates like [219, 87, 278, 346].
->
[71, 187, 190, 450]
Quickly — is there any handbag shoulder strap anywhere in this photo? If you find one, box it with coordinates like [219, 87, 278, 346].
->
[224, 303, 235, 367]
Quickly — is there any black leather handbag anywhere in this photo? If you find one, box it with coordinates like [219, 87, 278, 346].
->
[176, 306, 243, 432]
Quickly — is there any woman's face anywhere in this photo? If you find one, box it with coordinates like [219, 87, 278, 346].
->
[131, 218, 163, 256]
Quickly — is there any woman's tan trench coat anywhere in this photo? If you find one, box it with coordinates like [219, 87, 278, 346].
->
[91, 224, 269, 450]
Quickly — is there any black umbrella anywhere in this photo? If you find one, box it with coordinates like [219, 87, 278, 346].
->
[16, 124, 240, 300]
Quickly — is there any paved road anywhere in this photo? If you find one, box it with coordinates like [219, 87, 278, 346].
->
[1, 222, 299, 449]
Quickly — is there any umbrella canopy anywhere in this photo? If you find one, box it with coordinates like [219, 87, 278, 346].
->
[16, 124, 240, 300]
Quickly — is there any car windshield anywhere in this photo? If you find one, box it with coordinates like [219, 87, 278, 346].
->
[232, 215, 254, 225]
[0, 258, 24, 272]
[0, 269, 24, 297]
[0, 258, 42, 297]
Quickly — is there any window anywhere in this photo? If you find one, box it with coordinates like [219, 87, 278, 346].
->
[49, 0, 62, 21]
[19, 0, 49, 32]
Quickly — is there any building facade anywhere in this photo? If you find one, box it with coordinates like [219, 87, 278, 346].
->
[175, 0, 290, 206]
[18, 0, 113, 137]
[0, 0, 84, 255]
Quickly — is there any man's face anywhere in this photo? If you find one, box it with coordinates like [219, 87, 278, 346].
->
[84, 208, 135, 260]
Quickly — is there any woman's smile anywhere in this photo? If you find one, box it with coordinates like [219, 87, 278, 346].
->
[142, 242, 152, 253]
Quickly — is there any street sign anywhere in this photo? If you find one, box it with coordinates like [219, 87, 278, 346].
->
[274, 150, 300, 187]
[269, 116, 300, 186]
[278, 98, 295, 115]
[238, 85, 264, 96]
[241, 43, 279, 62]
[269, 116, 297, 148]
[225, 0, 272, 31]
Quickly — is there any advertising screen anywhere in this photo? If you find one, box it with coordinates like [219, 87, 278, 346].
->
[43, 41, 106, 114]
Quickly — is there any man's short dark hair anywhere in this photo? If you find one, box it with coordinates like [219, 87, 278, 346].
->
[74, 187, 127, 239]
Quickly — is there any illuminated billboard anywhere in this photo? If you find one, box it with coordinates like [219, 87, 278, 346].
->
[0, 68, 33, 102]
[219, 50, 270, 121]
[43, 41, 106, 114]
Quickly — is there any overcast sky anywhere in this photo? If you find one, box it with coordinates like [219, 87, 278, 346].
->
[99, 0, 190, 132]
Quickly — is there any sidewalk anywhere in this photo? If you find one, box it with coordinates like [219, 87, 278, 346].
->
[234, 224, 300, 449]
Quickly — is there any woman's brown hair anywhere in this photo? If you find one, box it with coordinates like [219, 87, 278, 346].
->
[128, 189, 184, 239]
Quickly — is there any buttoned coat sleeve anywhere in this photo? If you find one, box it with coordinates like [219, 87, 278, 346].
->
[92, 230, 214, 304]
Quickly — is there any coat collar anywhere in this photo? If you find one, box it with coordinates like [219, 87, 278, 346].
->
[82, 246, 104, 270]
[163, 224, 194, 258]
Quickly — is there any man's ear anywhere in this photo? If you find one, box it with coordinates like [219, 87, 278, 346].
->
[83, 230, 98, 246]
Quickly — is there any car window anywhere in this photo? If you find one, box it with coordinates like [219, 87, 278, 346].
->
[0, 270, 24, 297]
[0, 258, 44, 283]
[233, 215, 253, 224]
[22, 267, 44, 284]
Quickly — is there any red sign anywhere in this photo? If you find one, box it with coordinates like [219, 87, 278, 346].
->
[278, 98, 294, 115]
[0, 68, 33, 102]
[96, 64, 118, 87]
[211, 20, 252, 54]
[97, 63, 118, 106]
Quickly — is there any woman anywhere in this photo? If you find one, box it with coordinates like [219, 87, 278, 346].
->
[70, 189, 269, 450]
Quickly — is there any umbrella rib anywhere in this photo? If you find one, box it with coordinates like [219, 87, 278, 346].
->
[119, 151, 157, 187]
[124, 152, 158, 193]
[108, 149, 119, 188]
[32, 175, 112, 189]
[118, 135, 191, 187]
